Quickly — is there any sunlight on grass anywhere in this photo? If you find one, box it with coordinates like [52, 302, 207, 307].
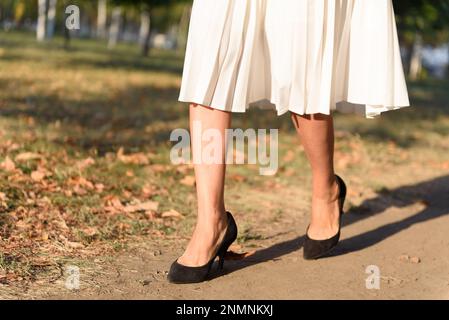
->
[1, 30, 449, 285]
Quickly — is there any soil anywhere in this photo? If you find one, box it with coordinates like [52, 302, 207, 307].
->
[3, 171, 448, 300]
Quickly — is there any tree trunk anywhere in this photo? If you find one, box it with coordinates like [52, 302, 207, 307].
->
[108, 7, 122, 49]
[62, 0, 70, 49]
[46, 0, 57, 39]
[64, 21, 71, 49]
[447, 43, 449, 79]
[97, 0, 107, 38]
[409, 33, 423, 81]
[139, 9, 151, 57]
[177, 5, 192, 53]
[37, 0, 47, 41]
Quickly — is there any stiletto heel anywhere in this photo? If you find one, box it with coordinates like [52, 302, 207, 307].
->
[303, 175, 347, 260]
[167, 211, 238, 284]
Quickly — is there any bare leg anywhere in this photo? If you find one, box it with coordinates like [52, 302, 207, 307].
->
[177, 104, 232, 267]
[291, 113, 340, 240]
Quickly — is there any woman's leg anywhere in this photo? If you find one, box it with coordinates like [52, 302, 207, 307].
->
[291, 113, 341, 240]
[177, 104, 232, 267]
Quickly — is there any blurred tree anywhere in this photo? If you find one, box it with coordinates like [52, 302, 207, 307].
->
[176, 2, 192, 53]
[46, 0, 57, 39]
[110, 0, 174, 56]
[97, 0, 107, 38]
[108, 5, 122, 48]
[394, 0, 449, 80]
[14, 0, 26, 25]
[138, 6, 151, 53]
[36, 0, 47, 41]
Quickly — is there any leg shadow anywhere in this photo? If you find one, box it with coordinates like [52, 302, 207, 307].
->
[336, 174, 449, 255]
[210, 174, 449, 279]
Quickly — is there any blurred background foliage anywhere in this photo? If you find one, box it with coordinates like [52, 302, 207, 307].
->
[0, 1, 448, 287]
[0, 0, 448, 78]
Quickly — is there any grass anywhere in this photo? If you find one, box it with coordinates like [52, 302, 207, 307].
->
[1, 30, 449, 286]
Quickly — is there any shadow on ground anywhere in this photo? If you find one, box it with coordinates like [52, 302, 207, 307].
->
[210, 174, 449, 280]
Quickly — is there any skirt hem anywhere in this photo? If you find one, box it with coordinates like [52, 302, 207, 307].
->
[178, 96, 411, 119]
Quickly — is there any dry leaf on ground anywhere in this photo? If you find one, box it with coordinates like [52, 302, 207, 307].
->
[230, 174, 245, 182]
[15, 152, 41, 162]
[225, 250, 256, 261]
[31, 170, 46, 182]
[283, 150, 295, 163]
[180, 175, 196, 186]
[124, 201, 159, 213]
[76, 157, 95, 170]
[161, 209, 184, 219]
[117, 147, 149, 165]
[0, 156, 16, 171]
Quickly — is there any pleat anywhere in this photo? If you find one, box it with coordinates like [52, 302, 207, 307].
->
[334, 0, 410, 118]
[178, 0, 410, 118]
[178, 0, 232, 107]
[209, 1, 247, 111]
[229, 1, 266, 111]
[265, 0, 340, 116]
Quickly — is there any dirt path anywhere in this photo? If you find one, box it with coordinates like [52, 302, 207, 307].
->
[6, 171, 447, 300]
[1, 31, 448, 301]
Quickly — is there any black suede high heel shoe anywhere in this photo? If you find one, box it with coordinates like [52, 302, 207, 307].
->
[303, 175, 347, 260]
[167, 211, 238, 284]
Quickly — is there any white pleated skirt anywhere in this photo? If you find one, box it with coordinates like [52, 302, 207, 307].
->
[178, 0, 410, 118]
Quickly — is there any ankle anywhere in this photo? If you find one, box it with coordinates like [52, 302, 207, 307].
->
[196, 209, 228, 233]
[312, 178, 339, 202]
[197, 205, 226, 221]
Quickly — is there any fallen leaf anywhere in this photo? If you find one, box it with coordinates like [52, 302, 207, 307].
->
[68, 177, 94, 190]
[264, 180, 281, 189]
[126, 170, 134, 177]
[73, 185, 87, 195]
[66, 241, 85, 249]
[283, 168, 296, 177]
[141, 184, 156, 197]
[410, 257, 421, 264]
[161, 209, 184, 219]
[95, 183, 105, 193]
[16, 220, 30, 230]
[41, 232, 49, 241]
[31, 170, 46, 182]
[283, 150, 295, 163]
[225, 250, 256, 261]
[180, 175, 196, 186]
[124, 201, 159, 213]
[149, 164, 170, 173]
[76, 157, 95, 170]
[230, 174, 245, 182]
[145, 211, 157, 220]
[0, 156, 16, 171]
[117, 222, 131, 232]
[176, 165, 193, 174]
[104, 196, 125, 213]
[229, 244, 242, 251]
[82, 227, 98, 237]
[117, 147, 149, 165]
[15, 152, 41, 162]
[122, 190, 132, 199]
